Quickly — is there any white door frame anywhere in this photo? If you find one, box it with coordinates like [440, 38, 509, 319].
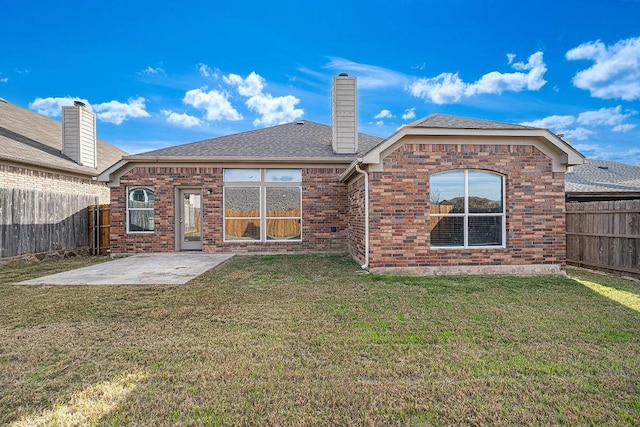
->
[176, 188, 203, 251]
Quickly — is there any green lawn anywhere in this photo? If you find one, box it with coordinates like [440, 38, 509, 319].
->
[0, 255, 638, 426]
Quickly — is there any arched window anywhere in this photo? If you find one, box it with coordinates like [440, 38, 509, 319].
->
[127, 187, 155, 233]
[429, 170, 505, 248]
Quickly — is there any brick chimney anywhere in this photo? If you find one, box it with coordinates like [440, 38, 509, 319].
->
[331, 73, 358, 154]
[62, 101, 97, 168]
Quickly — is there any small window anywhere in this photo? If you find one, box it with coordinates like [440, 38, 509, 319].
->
[430, 170, 504, 248]
[224, 169, 261, 182]
[265, 169, 302, 182]
[127, 187, 154, 233]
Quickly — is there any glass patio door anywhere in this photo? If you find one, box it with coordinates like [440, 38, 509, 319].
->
[179, 189, 203, 250]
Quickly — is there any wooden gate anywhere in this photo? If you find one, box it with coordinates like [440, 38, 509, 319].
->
[89, 204, 111, 255]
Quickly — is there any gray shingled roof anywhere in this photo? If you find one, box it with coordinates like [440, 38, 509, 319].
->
[411, 114, 540, 130]
[566, 159, 640, 193]
[137, 120, 383, 160]
[0, 98, 127, 175]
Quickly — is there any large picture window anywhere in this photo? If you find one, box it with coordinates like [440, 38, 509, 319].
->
[127, 187, 155, 233]
[224, 169, 302, 242]
[429, 170, 504, 248]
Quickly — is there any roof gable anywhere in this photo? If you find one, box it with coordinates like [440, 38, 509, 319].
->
[339, 114, 585, 180]
[0, 99, 127, 176]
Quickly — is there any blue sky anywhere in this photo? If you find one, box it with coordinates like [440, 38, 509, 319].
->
[2, 0, 640, 164]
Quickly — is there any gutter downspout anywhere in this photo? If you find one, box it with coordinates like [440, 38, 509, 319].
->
[354, 162, 369, 270]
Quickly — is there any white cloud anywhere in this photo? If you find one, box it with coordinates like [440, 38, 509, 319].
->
[93, 97, 151, 125]
[374, 109, 393, 119]
[408, 51, 547, 104]
[246, 93, 303, 127]
[521, 105, 638, 142]
[466, 51, 547, 96]
[324, 57, 407, 89]
[0, 77, 8, 83]
[375, 120, 384, 126]
[197, 63, 218, 78]
[520, 115, 576, 129]
[408, 72, 467, 104]
[562, 127, 594, 141]
[29, 96, 91, 117]
[224, 72, 303, 126]
[402, 108, 416, 121]
[140, 66, 165, 75]
[223, 72, 265, 97]
[161, 110, 203, 128]
[183, 88, 242, 121]
[613, 123, 637, 132]
[566, 37, 640, 100]
[506, 53, 517, 64]
[29, 96, 150, 125]
[576, 105, 636, 127]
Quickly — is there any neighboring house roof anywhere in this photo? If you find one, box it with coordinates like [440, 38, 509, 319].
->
[134, 120, 383, 160]
[0, 98, 127, 177]
[566, 159, 640, 200]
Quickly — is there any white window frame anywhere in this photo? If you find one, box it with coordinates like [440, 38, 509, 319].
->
[429, 170, 506, 249]
[126, 186, 155, 234]
[223, 169, 302, 242]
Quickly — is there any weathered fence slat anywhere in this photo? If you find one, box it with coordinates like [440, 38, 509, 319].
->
[0, 188, 92, 258]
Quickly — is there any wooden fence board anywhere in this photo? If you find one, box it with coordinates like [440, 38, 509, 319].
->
[89, 204, 111, 255]
[566, 200, 640, 277]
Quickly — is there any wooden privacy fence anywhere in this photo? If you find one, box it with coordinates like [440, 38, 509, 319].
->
[89, 204, 111, 255]
[225, 209, 301, 240]
[0, 188, 93, 257]
[566, 200, 640, 277]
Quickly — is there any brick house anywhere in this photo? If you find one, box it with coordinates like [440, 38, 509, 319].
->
[99, 75, 584, 275]
[0, 99, 127, 257]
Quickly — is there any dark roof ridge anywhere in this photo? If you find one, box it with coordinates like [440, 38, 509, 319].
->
[410, 113, 541, 130]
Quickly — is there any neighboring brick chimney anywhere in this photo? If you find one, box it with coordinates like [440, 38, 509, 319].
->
[62, 101, 97, 168]
[331, 73, 358, 154]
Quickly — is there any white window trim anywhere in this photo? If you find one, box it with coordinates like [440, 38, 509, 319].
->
[430, 170, 506, 249]
[126, 186, 155, 234]
[223, 169, 302, 243]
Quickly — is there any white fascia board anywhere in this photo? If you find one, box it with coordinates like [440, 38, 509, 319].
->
[123, 155, 354, 164]
[102, 157, 355, 186]
[97, 159, 128, 182]
[339, 158, 363, 182]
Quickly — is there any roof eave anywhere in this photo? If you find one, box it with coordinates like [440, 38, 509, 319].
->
[566, 191, 640, 201]
[98, 155, 357, 183]
[122, 155, 356, 163]
[0, 155, 100, 179]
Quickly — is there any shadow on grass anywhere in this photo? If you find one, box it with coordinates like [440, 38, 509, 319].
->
[568, 268, 640, 313]
[572, 277, 640, 313]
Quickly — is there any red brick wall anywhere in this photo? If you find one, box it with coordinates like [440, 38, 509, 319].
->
[110, 166, 348, 254]
[366, 143, 566, 271]
[347, 174, 366, 264]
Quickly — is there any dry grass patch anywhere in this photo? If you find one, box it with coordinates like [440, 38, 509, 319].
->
[0, 255, 638, 425]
